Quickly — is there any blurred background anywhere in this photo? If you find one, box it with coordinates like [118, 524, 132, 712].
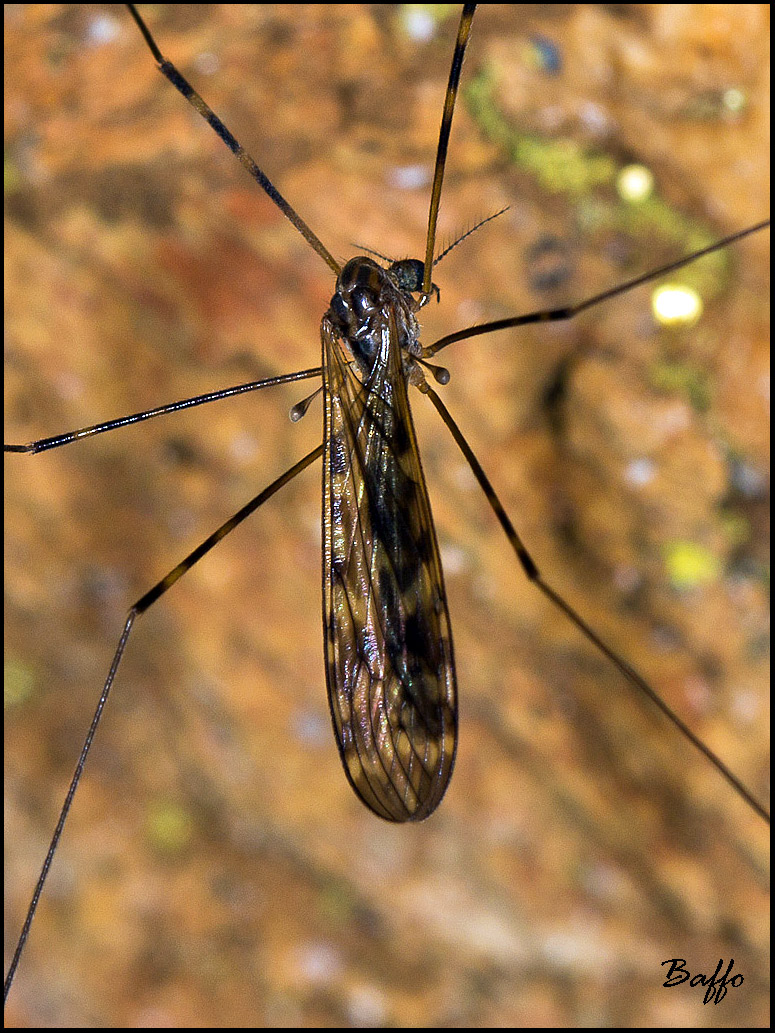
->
[5, 4, 769, 1027]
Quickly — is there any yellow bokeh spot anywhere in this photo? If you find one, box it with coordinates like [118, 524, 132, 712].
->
[4, 659, 36, 709]
[664, 541, 721, 590]
[652, 284, 703, 327]
[723, 87, 746, 113]
[617, 164, 654, 203]
[145, 800, 194, 854]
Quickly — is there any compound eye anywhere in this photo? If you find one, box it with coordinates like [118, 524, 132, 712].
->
[389, 258, 425, 293]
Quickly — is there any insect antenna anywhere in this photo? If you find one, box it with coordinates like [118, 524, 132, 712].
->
[432, 206, 510, 267]
[348, 243, 394, 264]
[351, 206, 508, 276]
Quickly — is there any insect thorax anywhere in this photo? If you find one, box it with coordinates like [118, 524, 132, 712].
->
[323, 256, 428, 383]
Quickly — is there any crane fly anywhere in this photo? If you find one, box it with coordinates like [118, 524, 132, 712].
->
[4, 4, 772, 1028]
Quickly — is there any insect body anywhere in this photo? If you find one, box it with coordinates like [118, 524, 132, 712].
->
[323, 257, 456, 820]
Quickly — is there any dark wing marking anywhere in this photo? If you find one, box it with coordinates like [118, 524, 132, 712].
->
[322, 312, 457, 822]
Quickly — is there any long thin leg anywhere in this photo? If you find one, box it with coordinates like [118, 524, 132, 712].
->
[421, 382, 770, 825]
[4, 367, 322, 454]
[424, 220, 770, 356]
[3, 442, 323, 1002]
[422, 3, 477, 296]
[126, 5, 339, 276]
